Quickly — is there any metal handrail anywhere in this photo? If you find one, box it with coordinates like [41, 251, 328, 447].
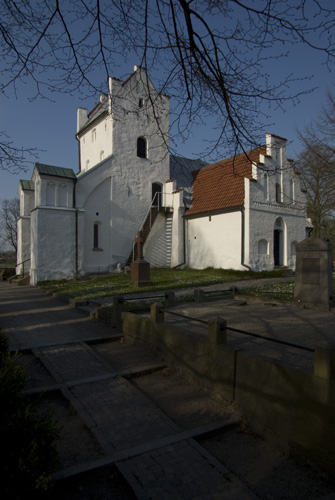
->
[164, 309, 208, 324]
[132, 191, 163, 261]
[163, 309, 313, 352]
[16, 257, 31, 276]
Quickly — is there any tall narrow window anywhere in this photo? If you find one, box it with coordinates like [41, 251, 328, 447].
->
[92, 128, 96, 142]
[137, 137, 147, 158]
[46, 182, 55, 206]
[100, 150, 105, 162]
[264, 173, 269, 201]
[93, 223, 99, 249]
[275, 183, 281, 203]
[290, 179, 295, 203]
[139, 98, 144, 108]
[58, 184, 67, 207]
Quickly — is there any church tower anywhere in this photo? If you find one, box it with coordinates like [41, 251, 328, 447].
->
[74, 65, 171, 273]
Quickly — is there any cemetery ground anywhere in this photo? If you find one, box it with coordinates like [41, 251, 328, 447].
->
[1, 270, 335, 499]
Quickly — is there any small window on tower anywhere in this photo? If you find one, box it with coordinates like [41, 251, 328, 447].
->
[137, 137, 147, 158]
[139, 98, 144, 108]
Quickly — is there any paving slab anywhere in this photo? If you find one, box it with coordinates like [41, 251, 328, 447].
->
[160, 300, 335, 372]
[2, 279, 334, 498]
[120, 438, 257, 500]
[0, 283, 119, 350]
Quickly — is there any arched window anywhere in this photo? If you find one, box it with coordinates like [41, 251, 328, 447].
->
[92, 128, 96, 142]
[100, 150, 105, 162]
[46, 182, 55, 206]
[86, 159, 90, 171]
[58, 184, 67, 207]
[137, 137, 147, 158]
[258, 239, 269, 255]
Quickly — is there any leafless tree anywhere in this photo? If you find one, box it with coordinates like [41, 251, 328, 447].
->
[0, 131, 40, 173]
[0, 198, 20, 252]
[297, 89, 335, 243]
[1, 0, 335, 171]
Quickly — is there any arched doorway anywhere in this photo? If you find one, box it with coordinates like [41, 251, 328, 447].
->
[152, 183, 162, 206]
[273, 217, 285, 266]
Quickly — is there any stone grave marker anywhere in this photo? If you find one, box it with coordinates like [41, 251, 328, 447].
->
[130, 231, 152, 287]
[294, 237, 333, 310]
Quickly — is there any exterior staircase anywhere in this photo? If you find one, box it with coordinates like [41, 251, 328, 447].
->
[126, 206, 169, 267]
[8, 274, 30, 286]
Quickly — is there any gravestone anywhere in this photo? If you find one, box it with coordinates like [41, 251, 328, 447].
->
[294, 237, 333, 310]
[130, 231, 152, 287]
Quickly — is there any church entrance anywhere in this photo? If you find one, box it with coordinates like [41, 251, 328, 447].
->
[152, 183, 162, 206]
[273, 229, 281, 266]
[273, 217, 285, 266]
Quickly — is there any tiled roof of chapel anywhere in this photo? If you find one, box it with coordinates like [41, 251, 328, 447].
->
[34, 163, 76, 179]
[187, 146, 266, 216]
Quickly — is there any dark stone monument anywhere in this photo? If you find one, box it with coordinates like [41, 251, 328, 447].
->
[130, 231, 152, 287]
[294, 237, 333, 310]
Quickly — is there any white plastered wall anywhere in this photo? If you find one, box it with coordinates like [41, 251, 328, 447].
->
[30, 207, 77, 285]
[16, 186, 35, 275]
[78, 114, 113, 173]
[187, 211, 243, 270]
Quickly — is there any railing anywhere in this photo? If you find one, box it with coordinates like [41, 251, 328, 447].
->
[112, 292, 314, 354]
[163, 309, 313, 352]
[131, 191, 163, 262]
[16, 258, 31, 276]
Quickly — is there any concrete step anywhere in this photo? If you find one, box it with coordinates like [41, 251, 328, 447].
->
[8, 274, 30, 286]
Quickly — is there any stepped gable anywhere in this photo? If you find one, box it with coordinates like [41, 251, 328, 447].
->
[187, 146, 266, 216]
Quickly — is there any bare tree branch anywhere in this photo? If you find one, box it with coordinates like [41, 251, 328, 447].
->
[0, 198, 20, 251]
[0, 0, 334, 172]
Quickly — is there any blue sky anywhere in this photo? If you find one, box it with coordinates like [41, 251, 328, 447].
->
[1, 37, 334, 203]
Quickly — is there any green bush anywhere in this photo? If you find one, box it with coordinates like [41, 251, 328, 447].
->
[0, 332, 59, 499]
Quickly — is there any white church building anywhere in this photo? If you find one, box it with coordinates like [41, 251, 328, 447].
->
[17, 66, 307, 285]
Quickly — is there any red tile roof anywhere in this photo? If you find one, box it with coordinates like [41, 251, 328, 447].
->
[187, 146, 266, 216]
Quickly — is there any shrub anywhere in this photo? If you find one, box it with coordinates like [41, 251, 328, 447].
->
[0, 332, 59, 499]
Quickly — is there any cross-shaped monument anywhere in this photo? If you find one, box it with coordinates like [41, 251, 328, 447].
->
[134, 231, 144, 260]
[130, 231, 152, 287]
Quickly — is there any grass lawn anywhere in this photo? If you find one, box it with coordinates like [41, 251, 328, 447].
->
[0, 258, 16, 269]
[238, 280, 295, 300]
[38, 268, 285, 301]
